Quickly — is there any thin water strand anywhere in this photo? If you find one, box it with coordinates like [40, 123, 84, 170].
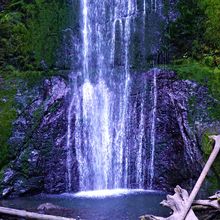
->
[149, 70, 158, 189]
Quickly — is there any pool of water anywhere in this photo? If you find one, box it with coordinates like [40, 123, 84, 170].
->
[0, 189, 170, 220]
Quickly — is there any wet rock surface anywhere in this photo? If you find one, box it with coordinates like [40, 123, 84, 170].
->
[37, 203, 78, 219]
[0, 76, 69, 198]
[130, 69, 219, 192]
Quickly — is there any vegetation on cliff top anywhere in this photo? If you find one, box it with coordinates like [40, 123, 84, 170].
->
[168, 0, 220, 119]
[0, 0, 69, 71]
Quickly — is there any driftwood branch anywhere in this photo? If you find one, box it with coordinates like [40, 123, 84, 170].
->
[140, 185, 198, 220]
[193, 198, 220, 210]
[140, 190, 220, 220]
[140, 135, 220, 220]
[180, 135, 220, 220]
[0, 206, 76, 220]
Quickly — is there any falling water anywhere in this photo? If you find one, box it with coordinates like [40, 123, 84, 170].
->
[66, 74, 78, 192]
[151, 0, 157, 11]
[66, 0, 135, 191]
[82, 0, 89, 78]
[66, 97, 74, 192]
[135, 93, 146, 188]
[66, 0, 163, 192]
[148, 70, 158, 189]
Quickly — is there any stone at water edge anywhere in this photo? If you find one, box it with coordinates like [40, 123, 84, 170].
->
[37, 203, 80, 219]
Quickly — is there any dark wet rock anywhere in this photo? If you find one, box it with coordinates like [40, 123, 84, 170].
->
[40, 60, 49, 70]
[13, 179, 27, 195]
[0, 75, 69, 198]
[152, 70, 211, 191]
[56, 28, 81, 71]
[194, 208, 220, 220]
[2, 187, 13, 197]
[37, 203, 64, 212]
[28, 150, 39, 166]
[37, 203, 80, 219]
[130, 69, 219, 192]
[2, 169, 14, 184]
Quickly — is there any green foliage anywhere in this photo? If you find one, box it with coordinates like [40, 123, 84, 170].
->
[202, 133, 214, 155]
[0, 0, 71, 169]
[168, 0, 220, 61]
[0, 0, 69, 70]
[19, 149, 31, 177]
[49, 101, 61, 114]
[171, 59, 211, 82]
[26, 0, 69, 68]
[11, 69, 62, 87]
[166, 0, 220, 192]
[187, 96, 197, 125]
[169, 0, 206, 59]
[167, 0, 220, 120]
[0, 169, 4, 182]
[199, 0, 220, 48]
[170, 59, 220, 120]
[33, 106, 44, 125]
[0, 75, 17, 168]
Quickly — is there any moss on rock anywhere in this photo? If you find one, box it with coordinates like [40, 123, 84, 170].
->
[168, 59, 220, 121]
[0, 74, 17, 168]
[201, 132, 220, 192]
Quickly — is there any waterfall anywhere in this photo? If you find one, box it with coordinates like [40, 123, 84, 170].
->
[66, 0, 162, 192]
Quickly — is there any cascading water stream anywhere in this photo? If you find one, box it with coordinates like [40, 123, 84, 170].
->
[135, 93, 146, 188]
[151, 0, 157, 12]
[82, 0, 89, 78]
[148, 70, 158, 189]
[66, 95, 74, 192]
[66, 0, 162, 192]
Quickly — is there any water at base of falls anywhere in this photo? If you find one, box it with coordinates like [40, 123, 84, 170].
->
[67, 74, 131, 191]
[1, 191, 169, 220]
[66, 0, 162, 192]
[72, 189, 148, 198]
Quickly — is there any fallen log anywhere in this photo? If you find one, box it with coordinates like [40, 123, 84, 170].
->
[0, 206, 76, 220]
[140, 135, 220, 220]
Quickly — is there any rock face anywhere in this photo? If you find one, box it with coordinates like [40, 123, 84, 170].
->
[0, 76, 69, 197]
[128, 69, 213, 192]
[151, 71, 203, 191]
[0, 70, 219, 198]
[37, 203, 75, 218]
